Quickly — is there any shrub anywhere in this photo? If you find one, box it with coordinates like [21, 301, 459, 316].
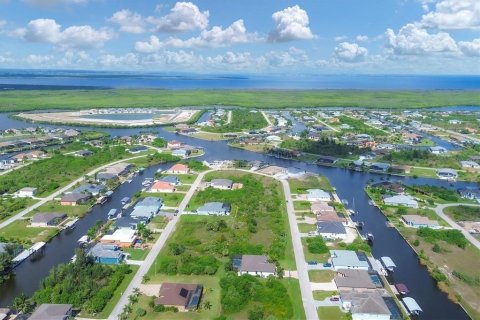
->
[416, 228, 467, 249]
[306, 237, 329, 254]
[136, 308, 146, 317]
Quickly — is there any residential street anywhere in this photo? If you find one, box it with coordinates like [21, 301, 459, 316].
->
[281, 179, 318, 320]
[433, 203, 480, 250]
[108, 170, 210, 320]
[0, 155, 147, 230]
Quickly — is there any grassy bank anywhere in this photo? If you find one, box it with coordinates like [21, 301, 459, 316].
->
[1, 89, 480, 111]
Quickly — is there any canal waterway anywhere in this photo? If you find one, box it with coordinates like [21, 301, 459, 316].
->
[0, 113, 477, 319]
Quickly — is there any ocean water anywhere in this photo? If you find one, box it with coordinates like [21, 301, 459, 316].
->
[0, 70, 479, 90]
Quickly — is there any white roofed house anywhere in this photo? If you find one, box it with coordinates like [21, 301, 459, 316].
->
[306, 189, 331, 202]
[210, 179, 233, 190]
[402, 215, 440, 229]
[436, 168, 458, 180]
[196, 202, 231, 216]
[461, 160, 480, 169]
[330, 250, 369, 271]
[383, 194, 418, 208]
[429, 146, 447, 154]
[17, 187, 37, 198]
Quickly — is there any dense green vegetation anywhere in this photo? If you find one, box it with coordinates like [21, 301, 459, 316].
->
[151, 137, 167, 148]
[0, 146, 127, 196]
[452, 270, 480, 286]
[416, 228, 468, 249]
[182, 159, 208, 171]
[406, 185, 464, 203]
[220, 273, 294, 319]
[129, 152, 180, 167]
[444, 206, 480, 221]
[382, 149, 461, 169]
[0, 196, 34, 221]
[203, 110, 267, 133]
[305, 237, 329, 254]
[32, 250, 132, 314]
[0, 243, 22, 283]
[2, 89, 480, 111]
[281, 137, 363, 157]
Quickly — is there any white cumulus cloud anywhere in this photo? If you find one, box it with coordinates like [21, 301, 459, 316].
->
[150, 1, 209, 33]
[420, 0, 480, 30]
[385, 23, 458, 55]
[458, 38, 480, 56]
[14, 18, 113, 49]
[356, 35, 369, 42]
[109, 9, 145, 34]
[134, 35, 162, 53]
[335, 42, 368, 62]
[268, 5, 315, 42]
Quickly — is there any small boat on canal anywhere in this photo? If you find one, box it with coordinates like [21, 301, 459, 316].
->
[402, 297, 422, 315]
[395, 283, 409, 295]
[381, 256, 396, 272]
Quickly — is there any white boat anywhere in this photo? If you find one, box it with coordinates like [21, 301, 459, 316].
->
[381, 256, 396, 272]
[402, 297, 422, 315]
[77, 235, 89, 246]
[64, 218, 79, 230]
[107, 209, 118, 220]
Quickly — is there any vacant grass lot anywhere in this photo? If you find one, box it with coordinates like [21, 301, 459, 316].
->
[2, 89, 480, 111]
[298, 223, 316, 233]
[294, 201, 311, 211]
[0, 197, 37, 222]
[317, 306, 348, 320]
[289, 174, 334, 193]
[203, 109, 267, 133]
[308, 270, 335, 283]
[444, 205, 480, 222]
[123, 248, 150, 261]
[141, 192, 185, 207]
[313, 290, 337, 301]
[0, 219, 58, 244]
[29, 201, 91, 218]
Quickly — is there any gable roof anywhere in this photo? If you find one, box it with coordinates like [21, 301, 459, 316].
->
[238, 255, 276, 273]
[340, 291, 391, 316]
[335, 269, 377, 289]
[61, 192, 90, 202]
[317, 221, 347, 234]
[155, 283, 203, 309]
[29, 304, 72, 320]
[31, 212, 67, 224]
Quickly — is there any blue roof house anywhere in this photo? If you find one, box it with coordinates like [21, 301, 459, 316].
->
[88, 243, 124, 265]
[130, 197, 163, 219]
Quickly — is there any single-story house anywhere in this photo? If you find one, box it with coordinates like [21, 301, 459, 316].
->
[166, 163, 190, 174]
[316, 156, 338, 165]
[114, 215, 148, 230]
[149, 181, 176, 193]
[172, 149, 190, 158]
[97, 163, 132, 181]
[17, 187, 37, 198]
[317, 221, 347, 240]
[160, 176, 181, 186]
[130, 197, 163, 219]
[30, 212, 67, 227]
[210, 179, 233, 190]
[196, 202, 231, 216]
[402, 215, 440, 229]
[371, 181, 405, 194]
[330, 250, 370, 271]
[129, 145, 148, 154]
[430, 146, 447, 154]
[71, 183, 105, 196]
[29, 304, 73, 320]
[335, 269, 377, 291]
[317, 212, 348, 225]
[100, 228, 137, 248]
[369, 162, 391, 172]
[340, 290, 391, 320]
[234, 255, 276, 278]
[155, 283, 203, 312]
[75, 150, 94, 157]
[60, 192, 91, 206]
[458, 188, 480, 202]
[88, 243, 124, 264]
[461, 160, 480, 169]
[167, 140, 183, 149]
[311, 202, 336, 215]
[436, 168, 458, 180]
[306, 189, 331, 202]
[383, 195, 418, 208]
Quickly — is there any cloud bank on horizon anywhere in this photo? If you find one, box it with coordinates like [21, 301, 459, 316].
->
[0, 0, 479, 74]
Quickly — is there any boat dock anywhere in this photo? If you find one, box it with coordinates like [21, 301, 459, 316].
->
[381, 256, 397, 272]
[12, 242, 46, 267]
[63, 218, 79, 230]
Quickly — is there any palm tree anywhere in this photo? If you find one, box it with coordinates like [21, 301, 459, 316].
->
[128, 294, 138, 304]
[12, 293, 33, 314]
[132, 288, 140, 296]
[122, 304, 132, 315]
[203, 301, 212, 310]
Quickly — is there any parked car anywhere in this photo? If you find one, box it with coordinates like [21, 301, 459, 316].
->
[323, 262, 332, 268]
[330, 297, 340, 302]
[307, 260, 318, 265]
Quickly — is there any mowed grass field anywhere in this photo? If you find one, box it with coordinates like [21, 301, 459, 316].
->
[1, 89, 480, 111]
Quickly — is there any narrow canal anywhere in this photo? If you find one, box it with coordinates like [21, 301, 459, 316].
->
[0, 113, 476, 320]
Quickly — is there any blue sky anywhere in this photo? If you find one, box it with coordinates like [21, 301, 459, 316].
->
[0, 0, 479, 74]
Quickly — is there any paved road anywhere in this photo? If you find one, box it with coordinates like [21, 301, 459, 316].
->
[312, 115, 339, 132]
[108, 170, 210, 320]
[281, 179, 318, 320]
[261, 111, 273, 126]
[433, 203, 480, 250]
[0, 155, 147, 230]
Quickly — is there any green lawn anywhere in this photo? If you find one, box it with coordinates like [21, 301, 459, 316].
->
[84, 265, 139, 319]
[283, 278, 307, 320]
[294, 201, 311, 211]
[141, 192, 185, 207]
[29, 201, 91, 218]
[0, 219, 58, 244]
[3, 89, 480, 111]
[123, 248, 150, 261]
[289, 175, 334, 193]
[317, 307, 348, 320]
[0, 197, 37, 222]
[313, 290, 337, 301]
[444, 205, 480, 222]
[149, 216, 169, 230]
[298, 223, 316, 233]
[410, 167, 438, 178]
[308, 270, 335, 282]
[302, 238, 330, 263]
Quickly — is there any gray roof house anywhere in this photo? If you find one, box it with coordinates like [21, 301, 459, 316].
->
[340, 291, 391, 320]
[60, 192, 91, 205]
[31, 212, 67, 227]
[236, 255, 276, 278]
[130, 197, 163, 219]
[160, 176, 181, 185]
[335, 269, 377, 290]
[317, 221, 347, 240]
[196, 202, 231, 215]
[71, 183, 106, 196]
[383, 195, 418, 208]
[29, 304, 73, 320]
[210, 179, 233, 190]
[436, 168, 458, 180]
[330, 250, 370, 270]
